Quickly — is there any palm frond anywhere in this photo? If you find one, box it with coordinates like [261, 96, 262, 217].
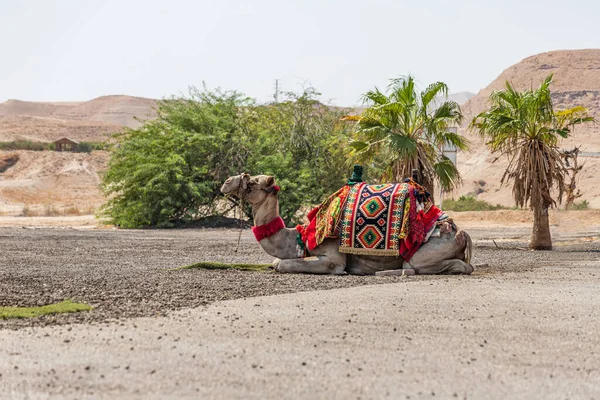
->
[434, 155, 462, 192]
[354, 75, 467, 191]
[421, 81, 449, 108]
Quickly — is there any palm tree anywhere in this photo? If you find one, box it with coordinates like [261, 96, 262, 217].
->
[470, 74, 594, 250]
[350, 75, 468, 198]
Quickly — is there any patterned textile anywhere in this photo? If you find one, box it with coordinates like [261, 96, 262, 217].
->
[297, 180, 444, 261]
[296, 185, 352, 251]
[339, 183, 411, 256]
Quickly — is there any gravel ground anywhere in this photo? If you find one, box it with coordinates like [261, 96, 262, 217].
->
[2, 226, 600, 399]
[1, 225, 599, 330]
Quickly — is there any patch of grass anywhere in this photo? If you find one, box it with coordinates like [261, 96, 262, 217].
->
[572, 200, 589, 210]
[0, 300, 92, 319]
[443, 195, 507, 212]
[174, 262, 271, 272]
[0, 140, 49, 151]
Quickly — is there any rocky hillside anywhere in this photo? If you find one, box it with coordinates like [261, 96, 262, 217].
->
[0, 95, 156, 142]
[0, 96, 155, 216]
[457, 50, 600, 208]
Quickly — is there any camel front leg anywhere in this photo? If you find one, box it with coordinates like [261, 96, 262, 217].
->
[274, 256, 346, 275]
[409, 259, 474, 275]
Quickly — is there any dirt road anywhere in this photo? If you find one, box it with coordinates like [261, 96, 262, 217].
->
[1, 224, 600, 398]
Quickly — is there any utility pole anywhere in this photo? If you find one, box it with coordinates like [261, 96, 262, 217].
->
[274, 79, 280, 103]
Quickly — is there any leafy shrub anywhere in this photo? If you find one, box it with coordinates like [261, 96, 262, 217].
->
[442, 195, 506, 211]
[101, 86, 353, 228]
[0, 140, 47, 151]
[572, 199, 589, 210]
[76, 142, 93, 153]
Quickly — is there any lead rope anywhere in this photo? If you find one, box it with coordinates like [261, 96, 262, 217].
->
[233, 176, 246, 253]
[234, 197, 245, 253]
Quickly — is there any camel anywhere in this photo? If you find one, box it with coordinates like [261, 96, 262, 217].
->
[221, 174, 474, 275]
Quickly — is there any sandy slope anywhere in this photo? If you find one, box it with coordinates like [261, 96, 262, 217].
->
[0, 95, 156, 142]
[0, 95, 155, 213]
[0, 150, 109, 215]
[456, 49, 600, 208]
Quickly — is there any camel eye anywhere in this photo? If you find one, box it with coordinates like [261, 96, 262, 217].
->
[225, 178, 233, 183]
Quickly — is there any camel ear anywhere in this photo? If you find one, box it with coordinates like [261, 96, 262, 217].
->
[266, 176, 275, 187]
[241, 173, 250, 190]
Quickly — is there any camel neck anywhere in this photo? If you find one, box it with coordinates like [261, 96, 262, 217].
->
[251, 194, 298, 259]
[252, 195, 280, 226]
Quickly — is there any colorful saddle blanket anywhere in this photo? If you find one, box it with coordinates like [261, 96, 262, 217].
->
[339, 183, 409, 256]
[296, 181, 443, 261]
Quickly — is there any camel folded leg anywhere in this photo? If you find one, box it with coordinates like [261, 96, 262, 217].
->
[274, 256, 346, 275]
[405, 259, 474, 275]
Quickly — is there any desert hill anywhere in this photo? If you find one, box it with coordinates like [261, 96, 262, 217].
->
[0, 95, 156, 142]
[457, 49, 600, 208]
[0, 95, 156, 216]
[0, 150, 110, 216]
[2, 53, 600, 218]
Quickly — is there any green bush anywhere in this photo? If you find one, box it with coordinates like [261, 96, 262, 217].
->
[442, 195, 507, 212]
[0, 140, 47, 151]
[572, 200, 589, 210]
[76, 142, 93, 153]
[101, 86, 353, 228]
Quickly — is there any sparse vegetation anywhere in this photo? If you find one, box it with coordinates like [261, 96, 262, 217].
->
[0, 140, 49, 151]
[442, 196, 506, 212]
[20, 204, 96, 217]
[0, 300, 92, 319]
[44, 204, 60, 216]
[0, 140, 108, 153]
[572, 200, 589, 210]
[76, 141, 93, 153]
[21, 204, 35, 217]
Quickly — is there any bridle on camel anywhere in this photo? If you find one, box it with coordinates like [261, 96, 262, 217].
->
[235, 174, 280, 199]
[229, 174, 280, 252]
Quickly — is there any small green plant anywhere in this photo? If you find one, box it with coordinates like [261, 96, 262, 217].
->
[0, 300, 92, 319]
[443, 195, 507, 212]
[572, 199, 589, 210]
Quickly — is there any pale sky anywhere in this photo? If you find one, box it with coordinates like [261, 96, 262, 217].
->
[2, 0, 599, 106]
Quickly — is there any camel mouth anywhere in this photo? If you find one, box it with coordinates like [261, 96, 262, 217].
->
[220, 184, 236, 196]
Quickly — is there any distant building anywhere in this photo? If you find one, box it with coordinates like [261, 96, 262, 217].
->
[54, 138, 79, 152]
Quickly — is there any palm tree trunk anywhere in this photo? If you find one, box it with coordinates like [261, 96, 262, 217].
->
[531, 206, 552, 250]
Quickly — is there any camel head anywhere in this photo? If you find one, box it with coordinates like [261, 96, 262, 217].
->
[221, 174, 278, 205]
